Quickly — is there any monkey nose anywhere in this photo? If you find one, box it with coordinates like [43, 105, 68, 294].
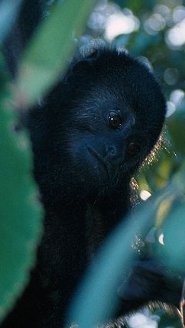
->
[104, 144, 125, 166]
[105, 144, 117, 158]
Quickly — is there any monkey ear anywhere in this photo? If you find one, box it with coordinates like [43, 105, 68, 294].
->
[137, 56, 154, 73]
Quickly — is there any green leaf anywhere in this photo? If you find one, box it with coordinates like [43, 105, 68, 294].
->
[167, 111, 185, 157]
[15, 0, 96, 107]
[0, 91, 42, 321]
[162, 202, 185, 272]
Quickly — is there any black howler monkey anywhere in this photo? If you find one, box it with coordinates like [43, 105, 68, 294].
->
[0, 47, 169, 328]
[1, 1, 182, 328]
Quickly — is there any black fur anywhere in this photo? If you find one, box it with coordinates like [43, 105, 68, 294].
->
[1, 48, 168, 327]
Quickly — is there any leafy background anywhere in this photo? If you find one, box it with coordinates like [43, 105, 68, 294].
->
[0, 0, 185, 327]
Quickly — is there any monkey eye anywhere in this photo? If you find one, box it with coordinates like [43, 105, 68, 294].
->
[108, 111, 123, 129]
[127, 142, 141, 157]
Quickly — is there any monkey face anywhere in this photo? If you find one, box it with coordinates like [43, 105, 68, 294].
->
[27, 49, 166, 203]
[67, 104, 144, 192]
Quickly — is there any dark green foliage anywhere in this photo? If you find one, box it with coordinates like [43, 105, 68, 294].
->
[0, 74, 42, 322]
[1, 0, 185, 327]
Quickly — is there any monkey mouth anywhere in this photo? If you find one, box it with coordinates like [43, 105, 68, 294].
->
[86, 146, 110, 180]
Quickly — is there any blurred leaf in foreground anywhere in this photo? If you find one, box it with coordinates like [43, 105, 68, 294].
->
[0, 83, 42, 322]
[14, 0, 96, 108]
[69, 159, 185, 327]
